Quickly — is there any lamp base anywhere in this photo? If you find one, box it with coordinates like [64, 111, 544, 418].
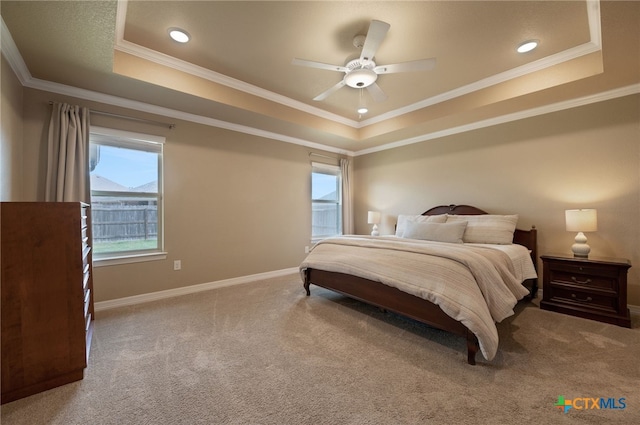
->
[571, 232, 590, 258]
[370, 224, 379, 237]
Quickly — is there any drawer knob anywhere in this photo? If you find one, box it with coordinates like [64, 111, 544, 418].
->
[571, 293, 593, 302]
[571, 276, 592, 285]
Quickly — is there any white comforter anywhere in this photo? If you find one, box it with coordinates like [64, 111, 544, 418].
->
[299, 235, 536, 361]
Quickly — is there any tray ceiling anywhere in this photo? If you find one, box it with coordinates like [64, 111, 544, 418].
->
[2, 1, 638, 154]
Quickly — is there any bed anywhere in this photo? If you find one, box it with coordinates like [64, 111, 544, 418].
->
[300, 204, 538, 365]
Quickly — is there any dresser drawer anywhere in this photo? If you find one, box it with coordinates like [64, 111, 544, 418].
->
[84, 289, 91, 316]
[81, 227, 89, 249]
[83, 264, 91, 290]
[81, 206, 88, 226]
[82, 246, 91, 268]
[547, 286, 618, 313]
[85, 312, 92, 332]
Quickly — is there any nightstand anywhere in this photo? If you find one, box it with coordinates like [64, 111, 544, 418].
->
[540, 254, 631, 328]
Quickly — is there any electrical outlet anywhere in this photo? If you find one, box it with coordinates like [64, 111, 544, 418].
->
[304, 246, 310, 254]
[173, 260, 181, 270]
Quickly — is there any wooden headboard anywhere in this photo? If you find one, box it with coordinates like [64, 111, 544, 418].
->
[423, 204, 538, 271]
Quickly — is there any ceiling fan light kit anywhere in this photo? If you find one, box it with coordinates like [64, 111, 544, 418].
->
[357, 88, 368, 115]
[345, 67, 378, 88]
[292, 19, 436, 113]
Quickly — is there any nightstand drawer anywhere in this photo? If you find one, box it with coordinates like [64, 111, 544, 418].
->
[548, 260, 621, 276]
[548, 269, 617, 291]
[547, 286, 618, 313]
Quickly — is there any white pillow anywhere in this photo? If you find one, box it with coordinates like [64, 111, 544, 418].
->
[446, 214, 518, 244]
[402, 221, 467, 244]
[395, 214, 446, 237]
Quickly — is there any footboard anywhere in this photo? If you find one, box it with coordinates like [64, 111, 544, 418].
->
[304, 268, 479, 365]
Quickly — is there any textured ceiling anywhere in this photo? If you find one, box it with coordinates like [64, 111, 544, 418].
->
[2, 1, 639, 154]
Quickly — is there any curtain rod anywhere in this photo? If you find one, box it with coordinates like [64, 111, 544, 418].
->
[49, 101, 175, 129]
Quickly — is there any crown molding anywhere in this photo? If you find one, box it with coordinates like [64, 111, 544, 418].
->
[114, 1, 356, 128]
[27, 76, 354, 156]
[0, 17, 30, 85]
[114, 1, 603, 130]
[3, 1, 633, 159]
[359, 42, 602, 127]
[355, 83, 640, 156]
[114, 39, 359, 129]
[360, 0, 603, 127]
[587, 0, 602, 46]
[1, 17, 352, 156]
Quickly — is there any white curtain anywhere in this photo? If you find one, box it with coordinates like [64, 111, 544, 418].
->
[340, 158, 354, 234]
[45, 102, 91, 202]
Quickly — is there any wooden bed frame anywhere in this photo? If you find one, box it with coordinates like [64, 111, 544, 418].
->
[303, 204, 538, 365]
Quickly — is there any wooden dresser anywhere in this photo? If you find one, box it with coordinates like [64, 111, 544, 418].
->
[540, 254, 631, 328]
[1, 202, 95, 404]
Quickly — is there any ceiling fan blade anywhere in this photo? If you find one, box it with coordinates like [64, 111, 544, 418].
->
[366, 82, 387, 102]
[313, 80, 346, 101]
[292, 58, 348, 72]
[359, 20, 390, 62]
[374, 58, 437, 74]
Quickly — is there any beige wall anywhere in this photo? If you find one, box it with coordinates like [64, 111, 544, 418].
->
[5, 56, 639, 307]
[1, 56, 24, 201]
[18, 88, 342, 302]
[353, 94, 640, 306]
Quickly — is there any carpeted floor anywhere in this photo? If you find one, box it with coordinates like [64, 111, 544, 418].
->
[2, 273, 639, 424]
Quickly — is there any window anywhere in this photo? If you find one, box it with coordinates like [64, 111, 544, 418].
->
[89, 127, 164, 261]
[311, 162, 342, 240]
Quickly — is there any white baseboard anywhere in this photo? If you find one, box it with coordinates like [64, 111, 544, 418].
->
[96, 274, 640, 318]
[94, 267, 299, 312]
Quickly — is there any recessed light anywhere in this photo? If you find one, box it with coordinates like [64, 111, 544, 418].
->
[168, 28, 190, 43]
[517, 40, 538, 53]
[357, 107, 369, 114]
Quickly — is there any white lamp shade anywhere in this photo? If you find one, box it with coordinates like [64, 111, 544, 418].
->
[367, 211, 381, 224]
[565, 209, 598, 232]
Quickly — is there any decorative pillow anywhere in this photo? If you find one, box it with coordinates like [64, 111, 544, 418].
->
[395, 214, 446, 237]
[445, 214, 518, 245]
[402, 221, 467, 243]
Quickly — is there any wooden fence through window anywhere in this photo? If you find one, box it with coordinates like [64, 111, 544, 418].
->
[92, 205, 158, 242]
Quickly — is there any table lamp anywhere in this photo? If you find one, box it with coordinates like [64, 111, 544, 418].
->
[565, 209, 597, 258]
[367, 211, 381, 236]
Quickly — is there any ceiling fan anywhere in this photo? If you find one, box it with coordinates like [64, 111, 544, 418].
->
[292, 20, 436, 103]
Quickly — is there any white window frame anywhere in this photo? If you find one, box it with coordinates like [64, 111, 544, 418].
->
[89, 127, 167, 266]
[311, 162, 342, 242]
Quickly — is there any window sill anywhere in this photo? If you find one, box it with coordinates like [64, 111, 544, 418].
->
[93, 252, 168, 267]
